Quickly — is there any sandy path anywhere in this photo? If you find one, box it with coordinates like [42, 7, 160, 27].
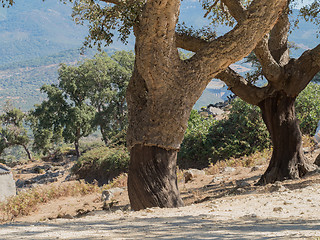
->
[1, 183, 319, 240]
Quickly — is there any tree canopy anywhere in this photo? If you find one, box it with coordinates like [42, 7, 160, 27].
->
[30, 51, 134, 156]
[0, 102, 32, 160]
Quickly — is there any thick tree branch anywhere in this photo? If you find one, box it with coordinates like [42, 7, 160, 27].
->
[268, 12, 290, 65]
[223, 0, 282, 83]
[217, 68, 272, 105]
[187, 0, 286, 81]
[286, 44, 320, 95]
[175, 33, 209, 52]
[254, 35, 282, 83]
[100, 0, 122, 5]
[221, 0, 246, 22]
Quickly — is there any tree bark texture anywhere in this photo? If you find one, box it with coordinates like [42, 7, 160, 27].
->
[125, 0, 286, 209]
[257, 91, 315, 184]
[128, 144, 184, 211]
[74, 139, 80, 158]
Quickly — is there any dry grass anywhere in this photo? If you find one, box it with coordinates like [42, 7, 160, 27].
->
[102, 173, 128, 191]
[206, 149, 271, 175]
[302, 135, 317, 148]
[0, 181, 100, 222]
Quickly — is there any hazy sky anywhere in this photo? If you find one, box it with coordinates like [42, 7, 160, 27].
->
[294, 0, 314, 9]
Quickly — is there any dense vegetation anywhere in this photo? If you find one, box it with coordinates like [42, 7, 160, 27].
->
[178, 99, 270, 169]
[178, 83, 320, 169]
[71, 146, 129, 185]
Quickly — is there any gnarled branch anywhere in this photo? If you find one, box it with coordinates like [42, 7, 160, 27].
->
[217, 67, 272, 105]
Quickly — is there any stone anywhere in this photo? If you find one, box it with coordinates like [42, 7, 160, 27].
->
[224, 167, 236, 172]
[236, 180, 250, 188]
[207, 107, 224, 116]
[101, 190, 113, 202]
[0, 164, 16, 202]
[184, 169, 206, 183]
[251, 166, 260, 172]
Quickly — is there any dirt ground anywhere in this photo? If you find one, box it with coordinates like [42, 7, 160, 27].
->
[0, 149, 320, 239]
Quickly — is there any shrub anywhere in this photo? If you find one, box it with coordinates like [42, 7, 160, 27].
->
[178, 110, 216, 169]
[71, 146, 129, 185]
[178, 99, 270, 169]
[208, 98, 270, 161]
[295, 83, 320, 135]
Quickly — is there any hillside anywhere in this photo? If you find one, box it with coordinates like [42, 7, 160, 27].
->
[0, 1, 318, 111]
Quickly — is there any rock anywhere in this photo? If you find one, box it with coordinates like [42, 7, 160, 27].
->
[210, 176, 224, 183]
[251, 166, 260, 172]
[223, 167, 236, 172]
[207, 107, 224, 116]
[16, 170, 65, 188]
[184, 171, 193, 183]
[57, 213, 74, 219]
[273, 207, 283, 212]
[233, 187, 246, 194]
[0, 164, 16, 202]
[236, 180, 250, 188]
[184, 169, 206, 183]
[269, 181, 287, 192]
[101, 190, 114, 202]
[108, 187, 125, 195]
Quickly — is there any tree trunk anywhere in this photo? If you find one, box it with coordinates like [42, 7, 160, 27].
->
[128, 144, 184, 211]
[74, 139, 80, 159]
[257, 91, 315, 184]
[100, 124, 109, 146]
[22, 145, 32, 161]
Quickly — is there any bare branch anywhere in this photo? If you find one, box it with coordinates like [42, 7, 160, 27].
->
[175, 33, 209, 52]
[221, 0, 246, 22]
[186, 0, 287, 81]
[217, 67, 272, 105]
[286, 44, 320, 95]
[223, 0, 283, 83]
[254, 35, 282, 83]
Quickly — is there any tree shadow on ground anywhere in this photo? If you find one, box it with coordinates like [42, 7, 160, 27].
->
[0, 213, 319, 240]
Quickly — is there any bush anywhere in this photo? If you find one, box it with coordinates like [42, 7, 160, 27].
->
[178, 99, 270, 169]
[71, 146, 129, 185]
[208, 98, 270, 161]
[295, 83, 320, 135]
[178, 110, 216, 169]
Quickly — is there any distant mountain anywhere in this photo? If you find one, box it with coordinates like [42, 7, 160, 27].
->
[0, 1, 318, 111]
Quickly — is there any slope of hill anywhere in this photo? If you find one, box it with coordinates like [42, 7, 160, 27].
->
[0, 1, 318, 111]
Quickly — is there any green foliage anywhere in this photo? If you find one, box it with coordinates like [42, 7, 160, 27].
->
[178, 110, 216, 169]
[71, 146, 129, 185]
[83, 51, 134, 144]
[72, 0, 144, 49]
[30, 51, 133, 155]
[295, 83, 320, 135]
[30, 72, 96, 156]
[178, 99, 270, 169]
[208, 99, 270, 160]
[0, 102, 32, 160]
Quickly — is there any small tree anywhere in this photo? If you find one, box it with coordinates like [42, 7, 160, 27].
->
[82, 51, 134, 145]
[31, 82, 96, 158]
[0, 103, 32, 160]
